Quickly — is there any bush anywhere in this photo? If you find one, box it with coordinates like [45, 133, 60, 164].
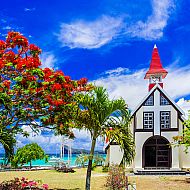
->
[0, 177, 48, 190]
[91, 162, 97, 171]
[102, 165, 109, 172]
[105, 164, 128, 190]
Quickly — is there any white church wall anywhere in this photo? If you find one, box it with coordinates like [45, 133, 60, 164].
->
[105, 147, 110, 166]
[109, 145, 124, 165]
[178, 119, 183, 133]
[179, 146, 190, 169]
[171, 107, 178, 128]
[135, 107, 143, 129]
[134, 132, 152, 169]
[162, 132, 180, 169]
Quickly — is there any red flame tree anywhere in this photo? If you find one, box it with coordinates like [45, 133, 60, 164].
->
[0, 32, 88, 162]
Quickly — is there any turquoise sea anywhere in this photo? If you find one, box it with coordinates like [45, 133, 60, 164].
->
[0, 154, 106, 167]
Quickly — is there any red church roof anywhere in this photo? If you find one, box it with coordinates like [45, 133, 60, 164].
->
[144, 45, 168, 79]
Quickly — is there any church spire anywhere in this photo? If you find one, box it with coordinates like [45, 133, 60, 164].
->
[145, 45, 168, 91]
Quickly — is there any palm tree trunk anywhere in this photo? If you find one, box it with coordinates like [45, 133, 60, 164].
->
[30, 161, 32, 169]
[85, 137, 96, 190]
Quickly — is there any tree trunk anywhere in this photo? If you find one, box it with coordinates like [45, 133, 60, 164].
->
[30, 161, 32, 169]
[85, 137, 96, 190]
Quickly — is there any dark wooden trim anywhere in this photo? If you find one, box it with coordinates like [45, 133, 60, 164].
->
[135, 129, 153, 132]
[177, 112, 179, 131]
[133, 89, 156, 115]
[105, 144, 109, 153]
[110, 141, 118, 145]
[133, 114, 136, 140]
[161, 128, 178, 131]
[157, 88, 183, 115]
[132, 87, 183, 117]
[179, 115, 185, 122]
[143, 111, 154, 130]
[105, 142, 119, 153]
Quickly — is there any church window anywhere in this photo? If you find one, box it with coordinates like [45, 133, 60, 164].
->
[160, 94, 169, 105]
[160, 111, 170, 129]
[144, 95, 154, 106]
[143, 112, 154, 129]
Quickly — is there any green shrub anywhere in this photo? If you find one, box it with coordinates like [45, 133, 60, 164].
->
[102, 165, 109, 172]
[91, 162, 97, 171]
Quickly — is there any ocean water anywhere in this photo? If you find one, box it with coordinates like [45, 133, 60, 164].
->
[0, 154, 106, 167]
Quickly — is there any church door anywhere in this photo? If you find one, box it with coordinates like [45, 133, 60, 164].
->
[143, 136, 171, 168]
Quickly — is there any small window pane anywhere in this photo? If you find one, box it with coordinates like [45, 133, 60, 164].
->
[161, 95, 169, 105]
[144, 112, 154, 129]
[161, 111, 170, 129]
[144, 95, 154, 106]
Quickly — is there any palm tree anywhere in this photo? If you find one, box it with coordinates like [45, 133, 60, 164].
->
[77, 86, 134, 190]
[75, 153, 89, 167]
[93, 154, 105, 166]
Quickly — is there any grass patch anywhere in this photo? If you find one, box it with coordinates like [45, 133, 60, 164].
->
[0, 168, 106, 190]
[0, 168, 189, 190]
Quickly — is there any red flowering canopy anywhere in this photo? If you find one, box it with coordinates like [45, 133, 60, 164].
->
[0, 31, 88, 138]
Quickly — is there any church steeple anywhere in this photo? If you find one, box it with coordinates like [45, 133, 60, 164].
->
[145, 45, 168, 91]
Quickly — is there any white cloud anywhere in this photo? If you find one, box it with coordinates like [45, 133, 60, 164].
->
[93, 62, 190, 111]
[24, 8, 36, 12]
[177, 98, 190, 118]
[127, 0, 174, 40]
[57, 15, 123, 49]
[57, 0, 174, 49]
[104, 67, 129, 76]
[94, 68, 147, 109]
[40, 52, 57, 69]
[2, 26, 12, 30]
[15, 127, 103, 153]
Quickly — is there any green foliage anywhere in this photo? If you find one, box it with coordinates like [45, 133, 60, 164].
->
[105, 164, 127, 190]
[75, 153, 89, 167]
[91, 162, 97, 171]
[102, 165, 109, 172]
[106, 111, 135, 165]
[11, 143, 47, 168]
[0, 130, 16, 165]
[0, 31, 88, 164]
[173, 111, 190, 153]
[76, 86, 134, 190]
[94, 154, 105, 166]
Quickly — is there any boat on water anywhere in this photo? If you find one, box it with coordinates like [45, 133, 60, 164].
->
[48, 156, 61, 162]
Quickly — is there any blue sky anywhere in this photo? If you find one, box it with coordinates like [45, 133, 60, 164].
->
[1, 0, 190, 153]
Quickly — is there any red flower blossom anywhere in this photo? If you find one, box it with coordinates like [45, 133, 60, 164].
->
[0, 59, 5, 69]
[3, 50, 15, 62]
[42, 184, 49, 190]
[77, 78, 88, 86]
[0, 40, 6, 50]
[3, 80, 11, 89]
[6, 31, 28, 48]
[64, 76, 71, 82]
[29, 44, 41, 54]
[51, 83, 62, 91]
[21, 183, 27, 188]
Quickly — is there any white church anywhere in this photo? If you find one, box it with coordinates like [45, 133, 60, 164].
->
[105, 45, 190, 172]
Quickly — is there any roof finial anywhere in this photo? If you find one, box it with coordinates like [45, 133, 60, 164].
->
[154, 44, 157, 49]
